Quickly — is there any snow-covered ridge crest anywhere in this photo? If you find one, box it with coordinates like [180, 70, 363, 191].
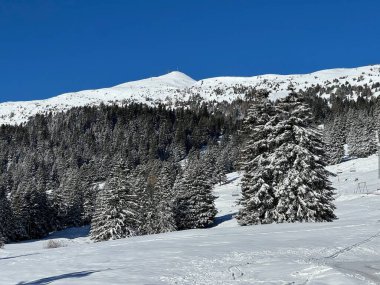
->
[1, 65, 380, 126]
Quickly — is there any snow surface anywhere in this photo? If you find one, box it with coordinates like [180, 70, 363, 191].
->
[2, 156, 380, 284]
[1, 65, 380, 125]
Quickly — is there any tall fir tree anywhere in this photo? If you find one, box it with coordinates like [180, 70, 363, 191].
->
[174, 158, 217, 230]
[236, 93, 279, 225]
[272, 94, 336, 223]
[90, 161, 141, 242]
[237, 93, 336, 225]
[152, 162, 178, 233]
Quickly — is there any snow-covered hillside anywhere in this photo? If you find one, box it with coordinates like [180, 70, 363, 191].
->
[1, 157, 380, 284]
[1, 65, 380, 125]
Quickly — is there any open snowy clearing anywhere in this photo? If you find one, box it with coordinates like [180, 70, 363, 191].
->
[1, 157, 380, 284]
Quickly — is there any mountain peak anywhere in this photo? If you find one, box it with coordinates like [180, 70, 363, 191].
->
[115, 71, 196, 89]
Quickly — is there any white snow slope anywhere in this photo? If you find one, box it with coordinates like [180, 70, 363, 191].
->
[2, 157, 380, 284]
[1, 65, 380, 125]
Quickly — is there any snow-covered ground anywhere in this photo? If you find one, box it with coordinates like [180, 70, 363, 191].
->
[1, 157, 380, 284]
[1, 64, 380, 125]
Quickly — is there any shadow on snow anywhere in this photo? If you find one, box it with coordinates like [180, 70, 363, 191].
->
[0, 253, 40, 261]
[212, 213, 237, 227]
[16, 270, 100, 285]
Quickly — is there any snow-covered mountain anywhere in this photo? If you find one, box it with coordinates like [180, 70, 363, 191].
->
[1, 65, 380, 126]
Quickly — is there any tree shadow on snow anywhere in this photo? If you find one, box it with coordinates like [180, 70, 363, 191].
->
[212, 212, 237, 227]
[16, 270, 100, 285]
[0, 253, 40, 261]
[43, 226, 90, 240]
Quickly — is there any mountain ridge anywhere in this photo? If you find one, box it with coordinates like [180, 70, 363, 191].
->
[1, 64, 380, 126]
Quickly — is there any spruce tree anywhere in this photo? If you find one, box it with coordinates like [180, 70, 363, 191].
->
[90, 161, 141, 242]
[236, 93, 279, 225]
[175, 159, 217, 230]
[273, 94, 336, 222]
[153, 162, 178, 233]
[237, 93, 336, 225]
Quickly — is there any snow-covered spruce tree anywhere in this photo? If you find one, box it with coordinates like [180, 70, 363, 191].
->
[174, 157, 217, 230]
[130, 167, 154, 235]
[152, 162, 178, 233]
[272, 94, 336, 223]
[236, 92, 279, 225]
[237, 93, 336, 225]
[90, 161, 141, 242]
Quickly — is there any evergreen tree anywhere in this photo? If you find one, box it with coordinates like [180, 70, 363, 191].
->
[237, 93, 336, 225]
[175, 159, 217, 230]
[273, 94, 336, 223]
[236, 93, 279, 225]
[152, 162, 178, 233]
[90, 161, 141, 242]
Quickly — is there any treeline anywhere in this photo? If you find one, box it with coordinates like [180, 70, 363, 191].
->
[0, 103, 240, 242]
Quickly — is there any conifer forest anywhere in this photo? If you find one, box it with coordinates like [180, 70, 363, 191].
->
[1, 82, 379, 244]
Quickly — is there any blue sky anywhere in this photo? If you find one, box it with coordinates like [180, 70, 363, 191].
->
[0, 0, 379, 102]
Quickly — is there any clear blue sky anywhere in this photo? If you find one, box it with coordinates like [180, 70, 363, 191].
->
[0, 0, 379, 102]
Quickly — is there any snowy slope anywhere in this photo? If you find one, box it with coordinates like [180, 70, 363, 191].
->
[1, 65, 380, 125]
[2, 157, 380, 284]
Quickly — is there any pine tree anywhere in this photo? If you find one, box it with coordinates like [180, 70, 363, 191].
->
[237, 93, 336, 225]
[90, 161, 141, 242]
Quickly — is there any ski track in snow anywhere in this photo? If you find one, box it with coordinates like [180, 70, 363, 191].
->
[2, 157, 380, 284]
